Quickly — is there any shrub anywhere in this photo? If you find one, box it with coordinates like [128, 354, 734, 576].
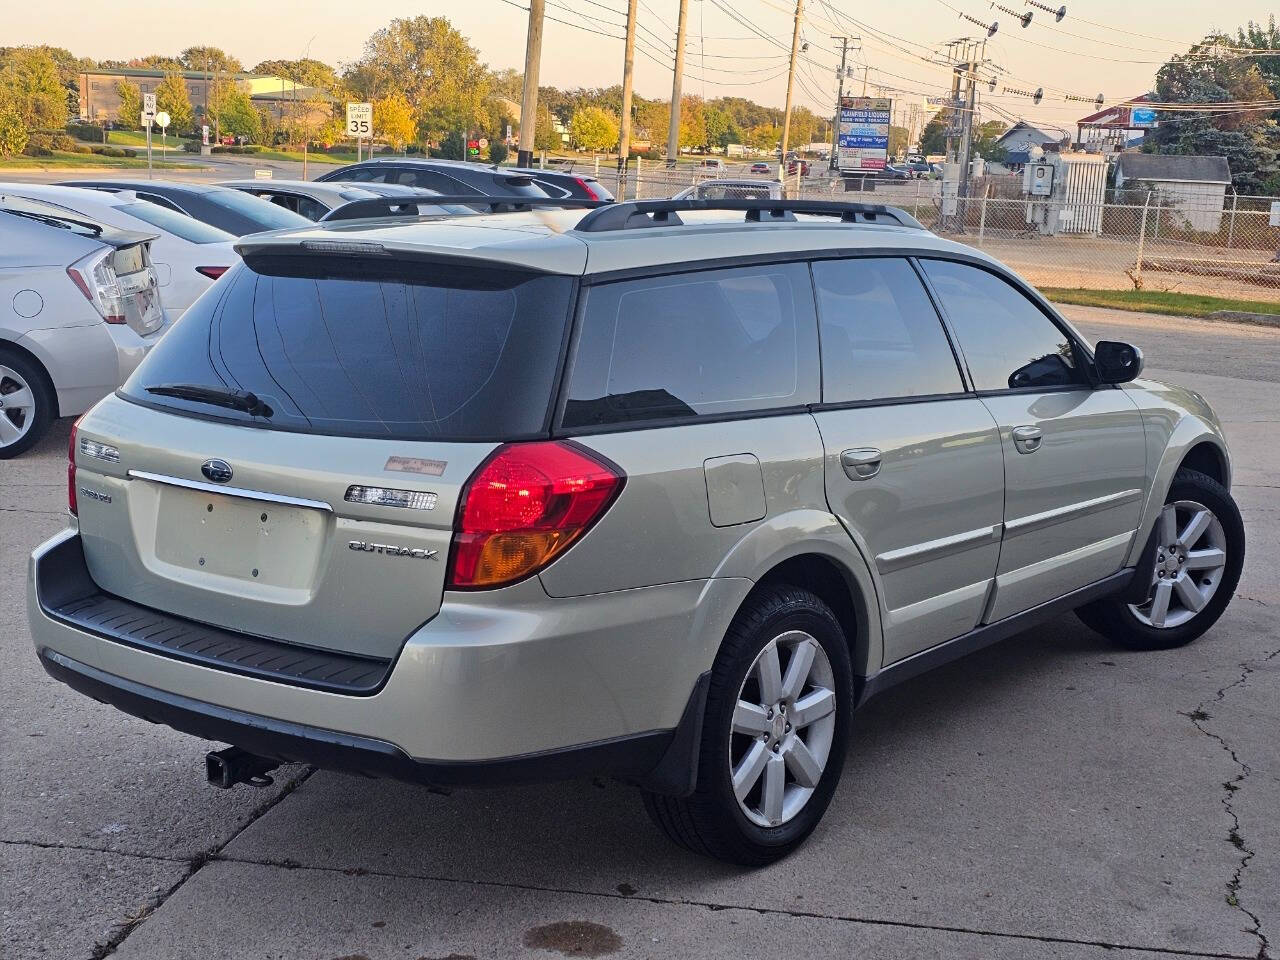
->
[22, 133, 55, 157]
[52, 133, 78, 151]
[488, 141, 509, 165]
[74, 145, 92, 154]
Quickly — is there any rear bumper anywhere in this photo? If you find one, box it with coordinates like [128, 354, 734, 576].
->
[37, 647, 706, 790]
[29, 529, 740, 789]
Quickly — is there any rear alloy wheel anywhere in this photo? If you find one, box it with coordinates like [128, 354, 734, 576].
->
[0, 352, 53, 459]
[1077, 469, 1244, 650]
[643, 585, 852, 865]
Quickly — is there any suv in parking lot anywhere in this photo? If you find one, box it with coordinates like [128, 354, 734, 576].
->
[29, 199, 1244, 864]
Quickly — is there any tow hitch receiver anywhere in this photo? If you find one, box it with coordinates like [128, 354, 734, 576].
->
[206, 746, 280, 789]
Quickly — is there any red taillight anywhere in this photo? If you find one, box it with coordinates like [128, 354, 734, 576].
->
[448, 441, 624, 589]
[67, 418, 80, 516]
[196, 265, 229, 280]
[574, 177, 601, 201]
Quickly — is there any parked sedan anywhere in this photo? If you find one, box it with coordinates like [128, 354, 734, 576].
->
[883, 164, 914, 180]
[60, 180, 311, 236]
[3, 183, 237, 320]
[316, 158, 551, 198]
[218, 180, 480, 222]
[750, 162, 772, 174]
[0, 193, 165, 457]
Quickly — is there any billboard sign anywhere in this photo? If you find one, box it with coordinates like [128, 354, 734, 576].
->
[1130, 106, 1157, 128]
[838, 97, 891, 172]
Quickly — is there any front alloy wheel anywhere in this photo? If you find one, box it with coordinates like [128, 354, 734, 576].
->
[1077, 468, 1244, 650]
[1129, 500, 1228, 629]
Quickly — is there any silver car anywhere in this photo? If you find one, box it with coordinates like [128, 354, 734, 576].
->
[1, 194, 166, 458]
[28, 199, 1245, 864]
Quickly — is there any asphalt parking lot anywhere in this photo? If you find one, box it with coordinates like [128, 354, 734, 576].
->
[2, 305, 1276, 960]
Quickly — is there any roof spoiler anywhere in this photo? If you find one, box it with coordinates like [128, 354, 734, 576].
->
[0, 194, 157, 248]
[574, 198, 926, 233]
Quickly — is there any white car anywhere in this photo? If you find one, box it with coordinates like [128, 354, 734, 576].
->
[0, 193, 165, 457]
[0, 183, 237, 320]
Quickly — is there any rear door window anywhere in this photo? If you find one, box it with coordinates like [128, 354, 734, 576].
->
[122, 257, 575, 440]
[118, 201, 232, 244]
[812, 257, 964, 402]
[562, 263, 819, 427]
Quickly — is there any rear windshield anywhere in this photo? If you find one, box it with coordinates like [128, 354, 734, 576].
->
[119, 201, 232, 244]
[205, 190, 313, 230]
[121, 256, 575, 440]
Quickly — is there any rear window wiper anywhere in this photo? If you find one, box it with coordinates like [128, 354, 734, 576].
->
[146, 383, 273, 418]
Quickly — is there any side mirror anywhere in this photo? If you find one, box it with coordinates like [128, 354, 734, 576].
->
[1093, 340, 1144, 384]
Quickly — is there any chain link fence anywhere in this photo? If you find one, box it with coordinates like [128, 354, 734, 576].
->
[585, 160, 1280, 304]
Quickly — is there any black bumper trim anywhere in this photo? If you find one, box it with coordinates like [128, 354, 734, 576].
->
[34, 534, 393, 695]
[38, 649, 702, 790]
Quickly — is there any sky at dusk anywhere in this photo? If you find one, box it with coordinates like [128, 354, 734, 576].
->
[8, 0, 1271, 130]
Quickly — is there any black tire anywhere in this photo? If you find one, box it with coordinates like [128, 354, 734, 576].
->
[0, 346, 55, 460]
[642, 584, 853, 866]
[1076, 468, 1244, 650]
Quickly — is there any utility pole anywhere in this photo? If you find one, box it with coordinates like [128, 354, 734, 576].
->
[666, 0, 690, 167]
[956, 39, 984, 217]
[618, 0, 638, 194]
[517, 0, 545, 168]
[779, 0, 804, 173]
[829, 36, 852, 171]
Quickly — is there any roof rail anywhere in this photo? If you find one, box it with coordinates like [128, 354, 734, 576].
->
[574, 198, 926, 233]
[320, 193, 610, 223]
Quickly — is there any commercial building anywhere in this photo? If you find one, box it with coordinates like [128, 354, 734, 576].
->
[77, 68, 332, 132]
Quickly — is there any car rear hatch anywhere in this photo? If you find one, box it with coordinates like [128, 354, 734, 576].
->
[71, 249, 577, 662]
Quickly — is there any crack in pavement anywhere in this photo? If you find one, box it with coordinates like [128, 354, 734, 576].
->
[203, 850, 1260, 959]
[1182, 645, 1280, 960]
[0, 837, 189, 863]
[83, 766, 315, 960]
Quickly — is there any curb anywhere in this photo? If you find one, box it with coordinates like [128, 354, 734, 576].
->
[1205, 310, 1280, 329]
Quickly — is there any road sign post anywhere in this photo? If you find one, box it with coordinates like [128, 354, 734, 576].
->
[142, 93, 157, 178]
[155, 111, 170, 161]
[346, 102, 372, 163]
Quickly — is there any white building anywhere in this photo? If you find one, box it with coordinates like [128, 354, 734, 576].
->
[1114, 154, 1232, 233]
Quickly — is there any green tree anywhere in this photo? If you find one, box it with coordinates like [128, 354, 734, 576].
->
[155, 71, 193, 134]
[533, 104, 558, 151]
[919, 114, 947, 155]
[569, 105, 618, 152]
[678, 95, 706, 150]
[489, 140, 509, 164]
[888, 124, 909, 160]
[439, 129, 465, 160]
[0, 104, 27, 156]
[251, 58, 341, 93]
[788, 106, 818, 148]
[115, 79, 142, 129]
[345, 17, 492, 142]
[0, 47, 68, 131]
[180, 46, 241, 74]
[217, 85, 260, 139]
[375, 91, 416, 150]
[1150, 31, 1280, 193]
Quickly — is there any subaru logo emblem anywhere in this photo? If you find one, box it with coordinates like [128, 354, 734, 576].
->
[201, 459, 234, 484]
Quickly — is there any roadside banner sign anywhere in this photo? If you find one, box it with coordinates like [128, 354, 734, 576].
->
[346, 102, 372, 138]
[838, 96, 891, 173]
[143, 92, 156, 117]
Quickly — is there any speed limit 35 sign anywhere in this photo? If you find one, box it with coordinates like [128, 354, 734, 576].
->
[346, 102, 372, 138]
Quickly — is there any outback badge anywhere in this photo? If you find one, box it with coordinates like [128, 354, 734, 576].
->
[348, 540, 439, 560]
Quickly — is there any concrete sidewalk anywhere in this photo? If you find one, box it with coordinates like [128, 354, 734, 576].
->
[2, 306, 1276, 960]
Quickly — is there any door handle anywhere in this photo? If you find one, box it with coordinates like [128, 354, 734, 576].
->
[1012, 425, 1043, 454]
[840, 447, 883, 480]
